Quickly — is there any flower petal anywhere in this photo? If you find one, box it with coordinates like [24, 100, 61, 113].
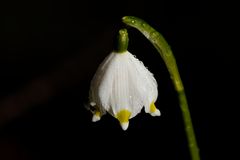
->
[120, 122, 129, 131]
[89, 51, 159, 125]
[149, 102, 161, 116]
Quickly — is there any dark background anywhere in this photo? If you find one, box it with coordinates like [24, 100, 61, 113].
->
[0, 0, 234, 160]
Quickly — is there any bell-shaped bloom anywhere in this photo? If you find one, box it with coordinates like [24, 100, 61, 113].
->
[89, 50, 160, 130]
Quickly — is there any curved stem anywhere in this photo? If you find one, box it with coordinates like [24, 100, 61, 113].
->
[122, 16, 200, 160]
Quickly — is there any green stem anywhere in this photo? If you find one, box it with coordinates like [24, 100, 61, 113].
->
[115, 28, 129, 53]
[122, 16, 200, 160]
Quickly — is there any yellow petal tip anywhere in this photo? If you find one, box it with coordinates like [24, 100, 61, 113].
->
[92, 111, 101, 122]
[150, 102, 157, 113]
[116, 109, 131, 123]
[150, 102, 161, 116]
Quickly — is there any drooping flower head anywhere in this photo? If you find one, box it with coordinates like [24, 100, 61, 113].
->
[89, 29, 160, 130]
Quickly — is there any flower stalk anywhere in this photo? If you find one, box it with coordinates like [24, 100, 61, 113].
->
[122, 16, 200, 160]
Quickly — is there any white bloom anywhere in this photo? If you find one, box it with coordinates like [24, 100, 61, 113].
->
[89, 51, 160, 130]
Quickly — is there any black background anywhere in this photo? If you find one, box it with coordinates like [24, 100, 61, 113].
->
[0, 0, 234, 160]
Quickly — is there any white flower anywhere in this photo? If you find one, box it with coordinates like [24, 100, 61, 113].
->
[89, 50, 160, 130]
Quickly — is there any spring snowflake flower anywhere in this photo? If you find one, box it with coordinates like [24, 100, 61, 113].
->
[89, 29, 160, 130]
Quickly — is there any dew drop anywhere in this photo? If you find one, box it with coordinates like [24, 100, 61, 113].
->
[131, 20, 135, 24]
[142, 23, 146, 27]
[186, 125, 191, 130]
[150, 31, 158, 42]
